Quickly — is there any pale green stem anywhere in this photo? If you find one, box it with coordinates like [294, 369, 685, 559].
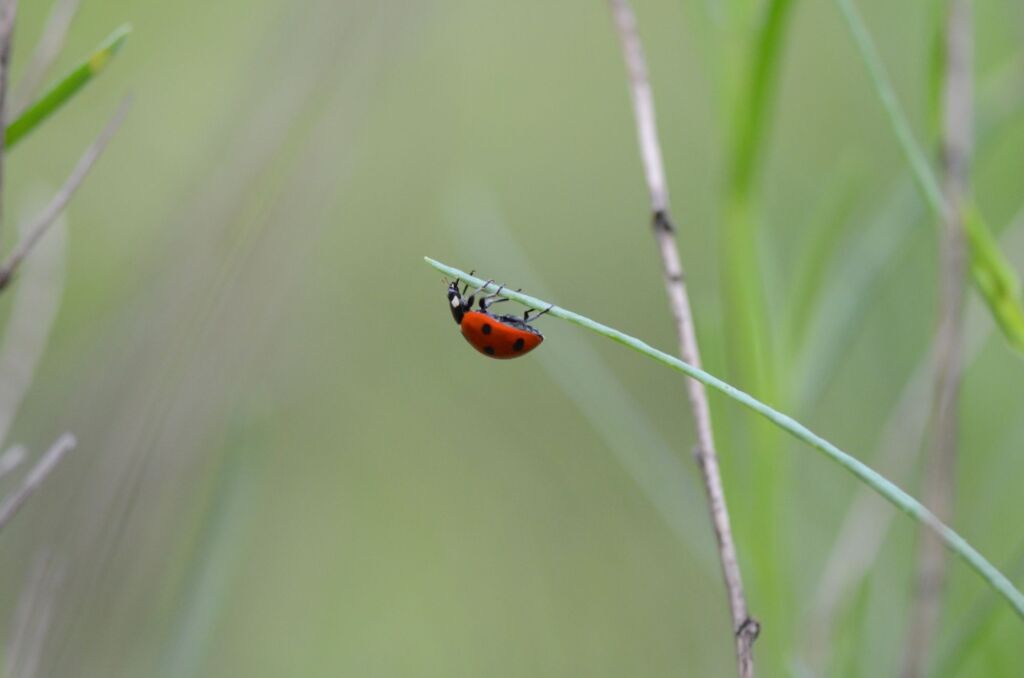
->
[424, 256, 1024, 620]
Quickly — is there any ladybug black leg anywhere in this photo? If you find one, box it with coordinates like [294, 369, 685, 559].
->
[524, 305, 553, 323]
[480, 287, 521, 311]
[479, 285, 508, 310]
[465, 279, 495, 308]
[480, 296, 509, 310]
[466, 279, 495, 297]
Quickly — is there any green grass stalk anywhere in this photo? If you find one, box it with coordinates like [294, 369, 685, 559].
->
[722, 0, 798, 658]
[833, 0, 946, 217]
[833, 0, 1024, 353]
[424, 256, 1024, 621]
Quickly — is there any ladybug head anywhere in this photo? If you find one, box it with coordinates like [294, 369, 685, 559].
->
[447, 280, 467, 324]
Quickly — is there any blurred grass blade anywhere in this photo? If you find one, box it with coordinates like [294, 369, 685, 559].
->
[162, 448, 257, 678]
[794, 53, 1024, 407]
[424, 257, 1024, 622]
[833, 0, 945, 216]
[0, 434, 76, 532]
[0, 203, 68, 448]
[833, 0, 1024, 353]
[722, 4, 798, 642]
[802, 214, 1024, 669]
[934, 542, 1024, 677]
[963, 202, 1024, 352]
[783, 160, 864, 358]
[925, 0, 947, 142]
[5, 23, 130, 150]
[729, 0, 796, 200]
[12, 0, 84, 116]
[0, 98, 130, 292]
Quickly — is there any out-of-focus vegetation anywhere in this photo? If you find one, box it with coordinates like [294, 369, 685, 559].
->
[5, 23, 130, 151]
[0, 1, 1022, 676]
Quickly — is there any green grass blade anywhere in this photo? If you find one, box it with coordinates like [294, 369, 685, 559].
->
[963, 203, 1024, 351]
[424, 256, 1024, 621]
[721, 4, 799, 653]
[783, 161, 865, 362]
[933, 543, 1024, 677]
[793, 177, 923, 410]
[729, 0, 796, 200]
[833, 0, 946, 217]
[5, 23, 131, 150]
[834, 0, 1024, 355]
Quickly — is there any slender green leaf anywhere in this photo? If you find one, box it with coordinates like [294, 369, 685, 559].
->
[833, 0, 946, 217]
[424, 257, 1024, 621]
[729, 0, 796, 200]
[783, 161, 866, 359]
[722, 5, 799, 642]
[5, 23, 131, 150]
[933, 542, 1024, 677]
[963, 203, 1024, 351]
[834, 0, 1024, 354]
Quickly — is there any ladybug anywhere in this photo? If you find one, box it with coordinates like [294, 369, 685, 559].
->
[446, 277, 551, 359]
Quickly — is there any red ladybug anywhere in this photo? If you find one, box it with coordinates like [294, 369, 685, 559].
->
[446, 277, 551, 359]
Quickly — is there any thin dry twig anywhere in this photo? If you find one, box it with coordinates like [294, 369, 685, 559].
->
[902, 2, 973, 675]
[0, 96, 130, 293]
[11, 0, 80, 116]
[0, 433, 76, 532]
[608, 1, 757, 675]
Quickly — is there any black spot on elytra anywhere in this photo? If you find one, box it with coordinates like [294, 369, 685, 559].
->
[482, 323, 492, 335]
[484, 346, 495, 355]
[513, 338, 525, 352]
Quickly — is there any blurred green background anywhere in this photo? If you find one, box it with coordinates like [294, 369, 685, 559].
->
[1, 0, 1022, 676]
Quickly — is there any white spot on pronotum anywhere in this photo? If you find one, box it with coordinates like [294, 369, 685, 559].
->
[451, 297, 461, 308]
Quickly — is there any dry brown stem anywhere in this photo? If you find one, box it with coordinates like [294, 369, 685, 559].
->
[608, 1, 757, 675]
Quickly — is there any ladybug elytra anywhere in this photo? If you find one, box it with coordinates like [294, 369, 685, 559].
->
[446, 277, 551, 359]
